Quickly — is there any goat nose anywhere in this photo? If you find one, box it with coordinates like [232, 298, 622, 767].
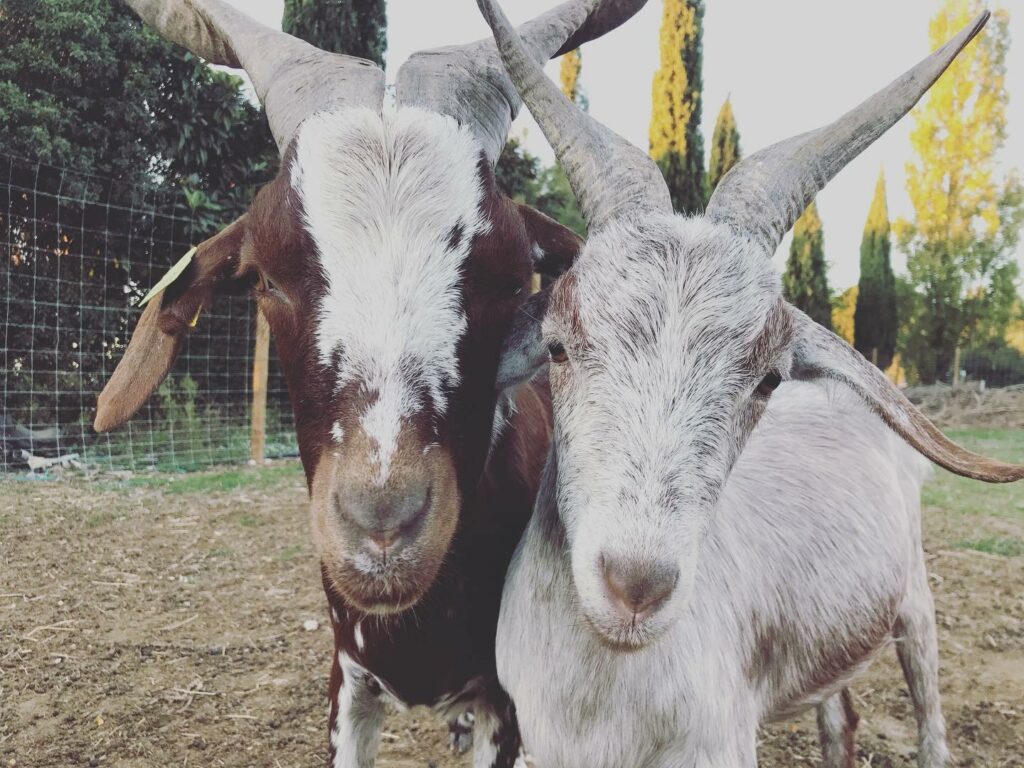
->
[600, 554, 679, 623]
[342, 482, 432, 540]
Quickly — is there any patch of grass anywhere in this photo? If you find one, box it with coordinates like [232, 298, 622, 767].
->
[100, 460, 304, 495]
[922, 428, 1024, 520]
[208, 546, 236, 559]
[277, 543, 304, 562]
[236, 513, 262, 528]
[85, 510, 116, 528]
[953, 537, 1024, 557]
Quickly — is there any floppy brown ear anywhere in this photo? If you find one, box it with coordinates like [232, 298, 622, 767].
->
[518, 203, 584, 277]
[788, 307, 1024, 483]
[94, 217, 249, 433]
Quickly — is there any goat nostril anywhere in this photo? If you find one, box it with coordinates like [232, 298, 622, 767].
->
[366, 530, 396, 558]
[600, 555, 679, 622]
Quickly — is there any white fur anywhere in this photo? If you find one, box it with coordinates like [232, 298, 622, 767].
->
[541, 216, 780, 638]
[498, 385, 939, 767]
[293, 107, 488, 484]
[497, 211, 947, 766]
[331, 652, 386, 768]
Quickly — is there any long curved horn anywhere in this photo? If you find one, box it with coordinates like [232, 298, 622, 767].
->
[706, 11, 990, 253]
[473, 0, 671, 226]
[124, 0, 385, 152]
[398, 0, 650, 171]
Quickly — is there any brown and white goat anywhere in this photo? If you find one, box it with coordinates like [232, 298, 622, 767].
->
[93, 1, 646, 765]
[478, 2, 1024, 767]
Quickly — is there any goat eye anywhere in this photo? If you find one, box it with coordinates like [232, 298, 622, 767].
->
[548, 341, 569, 364]
[756, 371, 782, 397]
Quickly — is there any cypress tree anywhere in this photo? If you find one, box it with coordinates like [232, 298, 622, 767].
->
[854, 172, 898, 369]
[283, 0, 387, 68]
[783, 201, 833, 330]
[707, 97, 740, 196]
[559, 49, 588, 111]
[649, 0, 706, 215]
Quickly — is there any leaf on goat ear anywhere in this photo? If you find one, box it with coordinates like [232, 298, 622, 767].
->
[138, 246, 197, 307]
[94, 216, 248, 434]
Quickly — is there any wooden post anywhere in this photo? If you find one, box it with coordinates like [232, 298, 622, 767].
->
[952, 346, 961, 387]
[251, 310, 270, 464]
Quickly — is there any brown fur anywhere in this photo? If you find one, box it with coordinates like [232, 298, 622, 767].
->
[93, 148, 580, 764]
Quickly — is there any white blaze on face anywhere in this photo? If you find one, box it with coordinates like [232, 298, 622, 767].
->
[293, 107, 488, 485]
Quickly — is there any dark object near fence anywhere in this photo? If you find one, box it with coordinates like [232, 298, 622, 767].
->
[1, 413, 64, 464]
[961, 343, 1024, 388]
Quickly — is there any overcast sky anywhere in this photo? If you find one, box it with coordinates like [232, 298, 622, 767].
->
[222, 0, 1023, 291]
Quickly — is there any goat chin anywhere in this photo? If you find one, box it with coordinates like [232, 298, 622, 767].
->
[497, 383, 934, 768]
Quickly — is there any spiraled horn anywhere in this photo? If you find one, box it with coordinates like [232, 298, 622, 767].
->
[474, 0, 671, 226]
[399, 0, 649, 168]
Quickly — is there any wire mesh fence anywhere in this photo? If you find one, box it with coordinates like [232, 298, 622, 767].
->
[1, 155, 296, 474]
[2, 154, 1022, 475]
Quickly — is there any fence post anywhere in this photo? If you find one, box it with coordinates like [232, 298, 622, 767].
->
[251, 310, 270, 464]
[952, 346, 961, 387]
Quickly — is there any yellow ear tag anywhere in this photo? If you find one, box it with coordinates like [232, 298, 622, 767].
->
[189, 304, 203, 328]
[138, 246, 197, 308]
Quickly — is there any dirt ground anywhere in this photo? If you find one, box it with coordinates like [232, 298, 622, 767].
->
[1, 461, 1022, 768]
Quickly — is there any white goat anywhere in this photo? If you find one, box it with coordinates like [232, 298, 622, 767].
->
[477, 2, 1024, 766]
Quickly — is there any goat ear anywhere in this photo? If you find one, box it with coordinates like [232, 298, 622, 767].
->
[518, 203, 584, 277]
[787, 306, 1024, 483]
[94, 217, 249, 433]
[497, 287, 550, 393]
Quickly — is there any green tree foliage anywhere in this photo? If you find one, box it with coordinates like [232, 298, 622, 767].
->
[706, 97, 740, 196]
[495, 139, 586, 236]
[533, 166, 587, 237]
[897, 2, 1023, 384]
[649, 0, 706, 214]
[783, 201, 832, 330]
[0, 0, 275, 222]
[854, 172, 898, 369]
[283, 0, 387, 68]
[0, 0, 162, 183]
[495, 138, 541, 202]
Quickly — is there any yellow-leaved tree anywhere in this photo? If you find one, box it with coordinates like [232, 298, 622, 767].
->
[649, 0, 705, 214]
[832, 286, 858, 345]
[559, 49, 587, 111]
[897, 1, 1024, 384]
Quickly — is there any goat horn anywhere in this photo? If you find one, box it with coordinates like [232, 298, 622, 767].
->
[123, 0, 385, 152]
[399, 0, 650, 170]
[474, 0, 671, 225]
[706, 11, 989, 253]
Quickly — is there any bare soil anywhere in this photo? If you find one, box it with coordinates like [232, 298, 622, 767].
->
[1, 466, 1022, 767]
